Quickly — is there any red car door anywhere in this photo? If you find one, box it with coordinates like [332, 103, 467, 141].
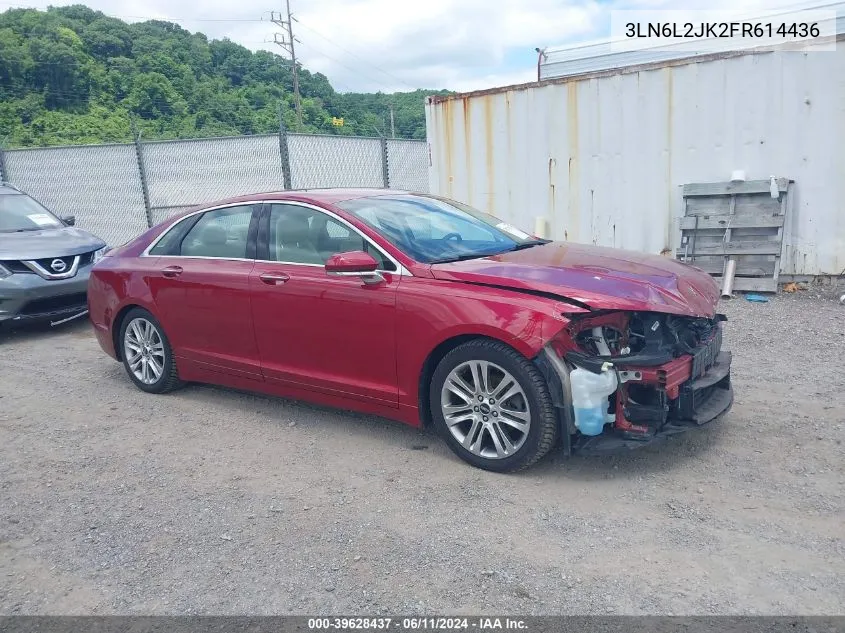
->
[249, 202, 400, 405]
[148, 203, 262, 379]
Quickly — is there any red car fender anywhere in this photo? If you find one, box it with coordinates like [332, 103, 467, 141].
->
[88, 260, 160, 360]
[393, 276, 586, 412]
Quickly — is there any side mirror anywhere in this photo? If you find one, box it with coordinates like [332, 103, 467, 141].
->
[325, 250, 378, 273]
[325, 251, 383, 285]
[62, 215, 76, 226]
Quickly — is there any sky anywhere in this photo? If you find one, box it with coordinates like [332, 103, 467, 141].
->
[2, 0, 802, 93]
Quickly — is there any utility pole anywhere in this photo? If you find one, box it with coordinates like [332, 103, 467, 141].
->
[270, 0, 303, 130]
[389, 104, 395, 139]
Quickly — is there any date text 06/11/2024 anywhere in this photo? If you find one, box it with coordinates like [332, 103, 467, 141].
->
[307, 617, 529, 631]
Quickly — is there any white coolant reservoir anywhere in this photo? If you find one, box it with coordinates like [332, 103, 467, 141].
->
[569, 363, 618, 436]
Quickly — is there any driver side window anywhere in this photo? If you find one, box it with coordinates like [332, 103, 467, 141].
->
[267, 204, 395, 271]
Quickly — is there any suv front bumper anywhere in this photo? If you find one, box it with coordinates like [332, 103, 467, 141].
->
[0, 266, 92, 326]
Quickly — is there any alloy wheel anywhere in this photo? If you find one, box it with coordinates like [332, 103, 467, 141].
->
[440, 360, 532, 459]
[123, 317, 166, 385]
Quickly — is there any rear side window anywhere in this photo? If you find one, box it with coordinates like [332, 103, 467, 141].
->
[150, 206, 255, 259]
[148, 216, 195, 255]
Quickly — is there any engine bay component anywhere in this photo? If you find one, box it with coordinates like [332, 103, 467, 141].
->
[562, 311, 726, 373]
[569, 361, 617, 436]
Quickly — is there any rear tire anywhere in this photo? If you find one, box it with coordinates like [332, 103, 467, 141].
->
[429, 339, 558, 472]
[118, 308, 182, 394]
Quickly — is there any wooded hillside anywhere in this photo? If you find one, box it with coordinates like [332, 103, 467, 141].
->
[0, 5, 448, 147]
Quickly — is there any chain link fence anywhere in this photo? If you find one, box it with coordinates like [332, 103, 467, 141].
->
[142, 134, 285, 226]
[288, 134, 385, 190]
[1, 143, 151, 248]
[0, 128, 430, 247]
[386, 139, 430, 192]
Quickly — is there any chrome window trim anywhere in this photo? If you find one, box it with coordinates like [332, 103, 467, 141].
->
[141, 201, 255, 259]
[22, 255, 81, 280]
[141, 199, 412, 277]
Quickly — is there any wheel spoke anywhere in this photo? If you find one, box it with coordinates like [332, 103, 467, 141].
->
[143, 320, 154, 344]
[468, 361, 485, 395]
[130, 320, 144, 344]
[499, 405, 530, 422]
[479, 361, 493, 395]
[489, 422, 515, 457]
[491, 374, 516, 400]
[445, 379, 474, 404]
[495, 382, 522, 405]
[126, 350, 142, 366]
[148, 356, 163, 379]
[443, 401, 474, 416]
[497, 413, 528, 433]
[466, 420, 485, 455]
[129, 355, 144, 371]
[445, 412, 475, 427]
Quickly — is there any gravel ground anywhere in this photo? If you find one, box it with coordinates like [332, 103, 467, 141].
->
[1, 290, 843, 615]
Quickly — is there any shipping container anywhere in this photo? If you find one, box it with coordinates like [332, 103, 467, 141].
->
[425, 39, 845, 276]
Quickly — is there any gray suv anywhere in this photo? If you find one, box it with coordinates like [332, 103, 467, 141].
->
[0, 183, 107, 328]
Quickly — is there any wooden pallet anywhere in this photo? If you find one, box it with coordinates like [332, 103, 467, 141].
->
[677, 178, 792, 293]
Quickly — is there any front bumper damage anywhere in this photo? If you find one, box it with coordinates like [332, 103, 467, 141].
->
[536, 317, 733, 456]
[570, 351, 732, 455]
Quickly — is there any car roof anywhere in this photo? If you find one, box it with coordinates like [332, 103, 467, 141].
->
[211, 188, 415, 207]
[155, 188, 429, 229]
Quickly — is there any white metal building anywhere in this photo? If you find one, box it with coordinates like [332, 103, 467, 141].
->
[425, 16, 845, 276]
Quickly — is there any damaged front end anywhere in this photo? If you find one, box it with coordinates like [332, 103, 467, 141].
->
[536, 310, 733, 455]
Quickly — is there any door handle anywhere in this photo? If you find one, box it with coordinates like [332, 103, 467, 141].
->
[161, 265, 183, 278]
[259, 272, 290, 285]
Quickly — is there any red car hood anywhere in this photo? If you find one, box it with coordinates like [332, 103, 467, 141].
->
[430, 242, 720, 317]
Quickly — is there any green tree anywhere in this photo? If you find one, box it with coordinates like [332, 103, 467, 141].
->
[0, 5, 452, 147]
[126, 72, 185, 119]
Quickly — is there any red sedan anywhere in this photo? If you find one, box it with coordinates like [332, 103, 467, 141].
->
[88, 189, 733, 472]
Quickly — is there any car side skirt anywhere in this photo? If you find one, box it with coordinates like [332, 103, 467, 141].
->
[177, 360, 422, 427]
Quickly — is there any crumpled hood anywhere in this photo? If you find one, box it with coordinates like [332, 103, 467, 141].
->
[430, 241, 720, 317]
[0, 227, 106, 260]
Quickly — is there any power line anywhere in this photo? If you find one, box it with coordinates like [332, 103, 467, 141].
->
[291, 38, 398, 94]
[268, 1, 302, 130]
[292, 41, 356, 93]
[292, 17, 417, 91]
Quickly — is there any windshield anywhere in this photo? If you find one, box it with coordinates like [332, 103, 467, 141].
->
[0, 193, 63, 232]
[336, 194, 543, 263]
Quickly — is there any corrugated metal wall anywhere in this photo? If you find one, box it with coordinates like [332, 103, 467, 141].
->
[425, 45, 845, 275]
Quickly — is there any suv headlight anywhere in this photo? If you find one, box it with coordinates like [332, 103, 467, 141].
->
[92, 247, 109, 263]
[0, 262, 11, 279]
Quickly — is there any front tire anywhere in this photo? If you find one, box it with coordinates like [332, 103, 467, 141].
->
[430, 339, 558, 472]
[118, 308, 182, 394]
